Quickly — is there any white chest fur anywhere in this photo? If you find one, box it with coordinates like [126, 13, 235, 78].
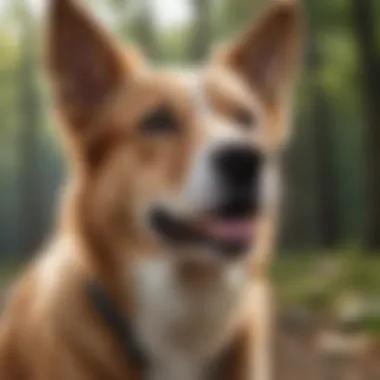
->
[131, 258, 252, 380]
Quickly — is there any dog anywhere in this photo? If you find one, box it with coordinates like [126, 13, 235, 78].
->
[0, 0, 301, 379]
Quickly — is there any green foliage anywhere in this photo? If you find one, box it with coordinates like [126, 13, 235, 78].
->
[216, 0, 265, 41]
[159, 26, 193, 64]
[273, 251, 380, 309]
[272, 251, 380, 337]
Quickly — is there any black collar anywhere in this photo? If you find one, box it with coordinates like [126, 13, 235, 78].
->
[85, 280, 147, 369]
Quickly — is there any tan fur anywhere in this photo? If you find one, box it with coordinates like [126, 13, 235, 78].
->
[0, 0, 302, 379]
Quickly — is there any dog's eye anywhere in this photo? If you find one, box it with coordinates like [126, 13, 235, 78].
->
[140, 106, 179, 135]
[234, 108, 256, 129]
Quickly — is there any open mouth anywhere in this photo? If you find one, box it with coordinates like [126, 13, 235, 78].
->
[150, 201, 259, 258]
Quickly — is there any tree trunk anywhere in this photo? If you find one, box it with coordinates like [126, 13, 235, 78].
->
[19, 4, 41, 254]
[351, 0, 380, 251]
[310, 76, 339, 247]
[111, 0, 159, 61]
[132, 0, 159, 61]
[308, 0, 340, 248]
[190, 0, 213, 62]
[281, 4, 339, 250]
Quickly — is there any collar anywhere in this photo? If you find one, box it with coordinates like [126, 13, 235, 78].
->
[85, 280, 147, 369]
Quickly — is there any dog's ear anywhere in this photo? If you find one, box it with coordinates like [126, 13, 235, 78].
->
[220, 0, 302, 110]
[47, 0, 138, 133]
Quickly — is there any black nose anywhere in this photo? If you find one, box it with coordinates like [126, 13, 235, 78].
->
[213, 144, 263, 189]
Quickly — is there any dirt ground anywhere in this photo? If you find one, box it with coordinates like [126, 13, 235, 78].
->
[274, 314, 380, 380]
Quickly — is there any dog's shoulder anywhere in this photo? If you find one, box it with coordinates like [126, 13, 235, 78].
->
[0, 235, 134, 379]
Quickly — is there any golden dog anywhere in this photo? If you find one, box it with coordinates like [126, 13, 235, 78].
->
[0, 0, 301, 379]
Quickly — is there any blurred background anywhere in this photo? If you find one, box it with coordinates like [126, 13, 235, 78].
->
[0, 0, 379, 378]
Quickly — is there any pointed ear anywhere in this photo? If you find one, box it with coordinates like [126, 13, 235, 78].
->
[220, 0, 302, 108]
[47, 0, 137, 131]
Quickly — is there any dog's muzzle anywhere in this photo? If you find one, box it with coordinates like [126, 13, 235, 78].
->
[150, 143, 264, 259]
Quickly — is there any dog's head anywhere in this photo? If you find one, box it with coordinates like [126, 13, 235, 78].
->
[49, 0, 301, 263]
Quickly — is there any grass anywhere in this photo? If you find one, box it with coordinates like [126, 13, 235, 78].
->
[271, 250, 380, 337]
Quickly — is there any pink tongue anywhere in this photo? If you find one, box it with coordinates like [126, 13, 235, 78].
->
[205, 220, 255, 241]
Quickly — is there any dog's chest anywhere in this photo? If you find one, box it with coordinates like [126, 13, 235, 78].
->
[132, 259, 249, 380]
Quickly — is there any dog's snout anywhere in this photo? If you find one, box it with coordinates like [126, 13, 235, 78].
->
[213, 144, 263, 188]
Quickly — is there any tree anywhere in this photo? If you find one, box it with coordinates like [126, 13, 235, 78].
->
[351, 0, 380, 251]
[189, 0, 213, 61]
[306, 0, 339, 247]
[216, 0, 264, 40]
[18, 1, 42, 254]
[130, 0, 159, 60]
[107, 0, 159, 61]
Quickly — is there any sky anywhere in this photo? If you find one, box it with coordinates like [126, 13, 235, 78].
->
[22, 0, 192, 30]
[150, 0, 192, 29]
